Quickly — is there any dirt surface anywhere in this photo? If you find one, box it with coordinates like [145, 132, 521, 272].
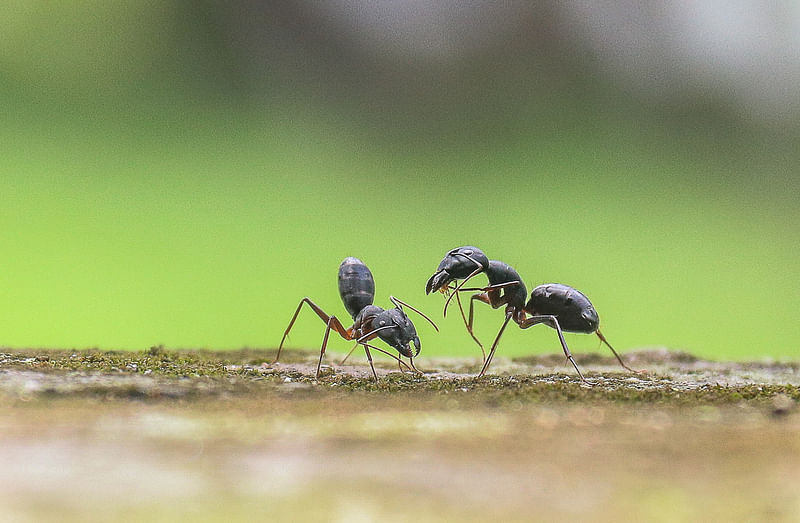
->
[1, 347, 798, 522]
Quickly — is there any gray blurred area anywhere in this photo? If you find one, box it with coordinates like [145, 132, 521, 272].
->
[223, 1, 800, 125]
[4, 2, 798, 127]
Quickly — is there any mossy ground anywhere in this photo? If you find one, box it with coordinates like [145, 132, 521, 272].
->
[1, 347, 799, 521]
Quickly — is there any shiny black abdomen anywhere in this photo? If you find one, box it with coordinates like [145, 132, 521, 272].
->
[338, 257, 375, 319]
[486, 260, 528, 309]
[525, 283, 599, 333]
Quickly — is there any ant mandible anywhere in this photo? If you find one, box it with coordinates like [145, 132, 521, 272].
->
[426, 246, 640, 382]
[277, 257, 438, 380]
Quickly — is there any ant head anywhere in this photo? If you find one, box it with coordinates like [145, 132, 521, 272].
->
[425, 246, 489, 294]
[372, 308, 420, 358]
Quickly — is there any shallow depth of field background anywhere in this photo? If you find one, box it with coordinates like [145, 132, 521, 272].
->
[1, 3, 798, 360]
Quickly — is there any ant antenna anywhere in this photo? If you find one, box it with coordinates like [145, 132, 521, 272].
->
[356, 325, 397, 344]
[596, 329, 643, 373]
[390, 296, 439, 331]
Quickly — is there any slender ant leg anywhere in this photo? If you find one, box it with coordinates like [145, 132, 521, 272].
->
[276, 297, 350, 364]
[460, 281, 522, 315]
[478, 310, 514, 377]
[354, 328, 414, 376]
[339, 341, 359, 365]
[449, 281, 523, 366]
[454, 290, 486, 363]
[519, 315, 589, 384]
[457, 281, 522, 293]
[468, 292, 492, 338]
[309, 321, 413, 378]
[363, 344, 378, 381]
[442, 267, 487, 317]
[340, 341, 412, 372]
[315, 316, 338, 379]
[456, 281, 522, 367]
[361, 343, 412, 373]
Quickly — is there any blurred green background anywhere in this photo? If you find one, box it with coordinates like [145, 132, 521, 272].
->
[1, 3, 798, 359]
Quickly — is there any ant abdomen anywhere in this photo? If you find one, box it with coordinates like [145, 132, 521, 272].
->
[338, 257, 375, 319]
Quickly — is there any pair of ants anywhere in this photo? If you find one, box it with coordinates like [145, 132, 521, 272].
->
[276, 247, 640, 383]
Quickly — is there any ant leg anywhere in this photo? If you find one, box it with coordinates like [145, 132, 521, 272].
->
[461, 282, 518, 311]
[443, 267, 486, 317]
[361, 343, 412, 372]
[353, 326, 417, 376]
[457, 286, 517, 365]
[478, 310, 514, 377]
[519, 316, 589, 384]
[276, 297, 351, 363]
[455, 291, 486, 363]
[315, 316, 340, 379]
[468, 293, 493, 362]
[457, 281, 522, 294]
[363, 344, 378, 381]
[596, 330, 643, 373]
[468, 292, 492, 329]
[339, 341, 359, 365]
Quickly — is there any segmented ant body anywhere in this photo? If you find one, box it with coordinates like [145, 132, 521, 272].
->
[427, 247, 638, 382]
[277, 257, 437, 380]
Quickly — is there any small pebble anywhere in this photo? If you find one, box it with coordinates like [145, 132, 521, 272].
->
[772, 394, 794, 417]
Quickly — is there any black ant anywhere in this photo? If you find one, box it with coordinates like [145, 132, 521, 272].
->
[277, 257, 438, 380]
[426, 246, 640, 382]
